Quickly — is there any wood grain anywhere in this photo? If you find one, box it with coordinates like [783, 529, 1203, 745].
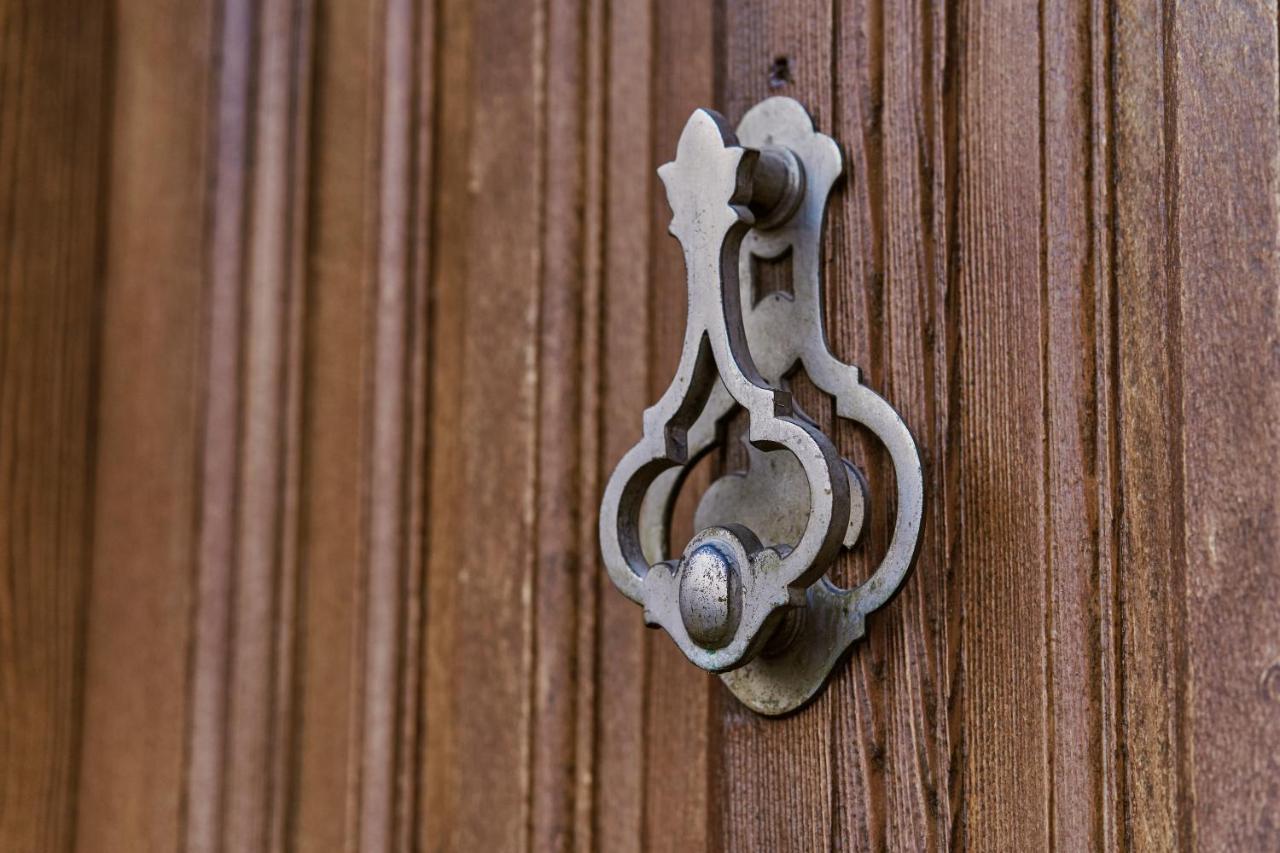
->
[4, 1, 1277, 850]
[0, 2, 109, 850]
[952, 0, 1054, 848]
[828, 0, 956, 850]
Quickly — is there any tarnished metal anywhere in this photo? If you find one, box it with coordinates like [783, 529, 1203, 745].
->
[599, 97, 924, 715]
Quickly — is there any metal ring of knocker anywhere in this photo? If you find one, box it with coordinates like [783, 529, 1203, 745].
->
[598, 97, 924, 715]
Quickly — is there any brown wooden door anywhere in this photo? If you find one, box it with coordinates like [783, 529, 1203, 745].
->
[4, 0, 1278, 850]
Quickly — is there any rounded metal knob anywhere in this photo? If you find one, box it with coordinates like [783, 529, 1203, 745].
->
[678, 541, 742, 649]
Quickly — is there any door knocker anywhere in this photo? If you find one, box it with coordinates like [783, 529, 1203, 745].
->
[598, 97, 923, 715]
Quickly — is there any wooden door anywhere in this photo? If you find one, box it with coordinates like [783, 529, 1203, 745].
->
[4, 0, 1278, 850]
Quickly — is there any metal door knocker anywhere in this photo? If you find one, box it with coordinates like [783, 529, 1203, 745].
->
[598, 97, 923, 715]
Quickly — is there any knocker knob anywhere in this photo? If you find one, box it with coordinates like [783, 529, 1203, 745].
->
[678, 533, 746, 649]
[678, 544, 739, 648]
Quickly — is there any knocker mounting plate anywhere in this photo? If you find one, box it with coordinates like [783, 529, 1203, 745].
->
[598, 96, 924, 715]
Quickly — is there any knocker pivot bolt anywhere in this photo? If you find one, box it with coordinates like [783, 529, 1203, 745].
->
[598, 97, 924, 715]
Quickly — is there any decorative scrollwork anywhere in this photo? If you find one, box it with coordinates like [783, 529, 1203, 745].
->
[598, 98, 924, 714]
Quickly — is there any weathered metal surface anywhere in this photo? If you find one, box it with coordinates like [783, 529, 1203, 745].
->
[599, 97, 924, 713]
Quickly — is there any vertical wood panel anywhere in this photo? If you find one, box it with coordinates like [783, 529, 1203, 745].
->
[1172, 0, 1279, 847]
[420, 0, 544, 847]
[829, 0, 957, 849]
[533, 0, 588, 847]
[952, 0, 1051, 848]
[75, 0, 441, 849]
[718, 2, 960, 851]
[531, 0, 610, 850]
[75, 1, 211, 850]
[1112, 1, 1190, 848]
[1042, 0, 1122, 849]
[0, 2, 109, 849]
[1112, 3, 1280, 850]
[291, 0, 372, 847]
[595, 1, 653, 850]
[869, 0, 955, 848]
[420, 0, 472, 847]
[529, 0, 609, 850]
[421, 0, 611, 848]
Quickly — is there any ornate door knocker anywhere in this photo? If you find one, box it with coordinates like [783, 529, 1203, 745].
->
[598, 97, 924, 715]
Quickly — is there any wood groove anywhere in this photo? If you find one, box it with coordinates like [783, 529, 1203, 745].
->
[268, 2, 311, 847]
[580, 0, 607, 845]
[1083, 0, 1123, 848]
[399, 2, 437, 847]
[1097, 2, 1127, 843]
[527, 0, 549, 844]
[354, 0, 435, 849]
[581, 0, 611, 843]
[1036, 1, 1055, 848]
[1042, 0, 1125, 847]
[71, 1, 117, 847]
[72, 57, 120, 852]
[1156, 1, 1194, 848]
[185, 0, 258, 847]
[183, 1, 317, 849]
[571, 2, 607, 847]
